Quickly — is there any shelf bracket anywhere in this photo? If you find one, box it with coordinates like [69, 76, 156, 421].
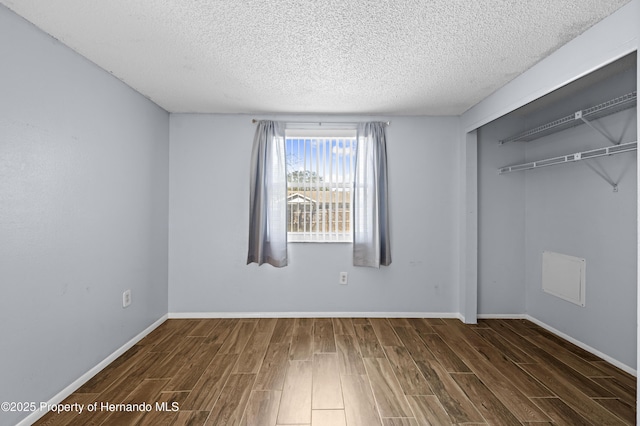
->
[581, 159, 618, 192]
[575, 111, 618, 146]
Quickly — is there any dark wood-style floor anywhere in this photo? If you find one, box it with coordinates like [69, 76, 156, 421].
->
[34, 317, 635, 425]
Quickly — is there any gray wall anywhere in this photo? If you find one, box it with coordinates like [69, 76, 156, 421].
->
[0, 6, 169, 425]
[168, 114, 460, 314]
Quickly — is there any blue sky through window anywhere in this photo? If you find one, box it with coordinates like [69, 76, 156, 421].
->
[285, 137, 356, 186]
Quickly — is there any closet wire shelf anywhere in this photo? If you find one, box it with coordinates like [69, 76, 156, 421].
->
[499, 91, 637, 145]
[498, 90, 637, 176]
[498, 140, 637, 174]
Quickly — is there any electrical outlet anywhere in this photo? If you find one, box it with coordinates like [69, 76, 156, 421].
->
[123, 289, 131, 308]
[339, 272, 348, 285]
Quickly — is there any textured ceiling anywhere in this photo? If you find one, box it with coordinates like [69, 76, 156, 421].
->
[1, 0, 632, 115]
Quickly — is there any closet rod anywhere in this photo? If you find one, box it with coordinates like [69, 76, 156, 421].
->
[498, 140, 637, 174]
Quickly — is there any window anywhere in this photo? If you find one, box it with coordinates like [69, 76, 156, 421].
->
[285, 128, 356, 242]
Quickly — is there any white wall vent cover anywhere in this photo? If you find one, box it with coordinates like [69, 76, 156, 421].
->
[542, 251, 586, 307]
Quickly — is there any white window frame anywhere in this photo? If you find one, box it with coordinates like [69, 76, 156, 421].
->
[285, 127, 356, 243]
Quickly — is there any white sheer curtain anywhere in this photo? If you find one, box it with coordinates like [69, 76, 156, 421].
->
[247, 120, 288, 267]
[353, 122, 391, 267]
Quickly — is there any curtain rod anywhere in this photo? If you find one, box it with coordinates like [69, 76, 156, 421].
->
[251, 119, 390, 126]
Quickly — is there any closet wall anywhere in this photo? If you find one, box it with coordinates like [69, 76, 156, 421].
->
[478, 56, 637, 369]
[477, 114, 526, 315]
[522, 64, 637, 368]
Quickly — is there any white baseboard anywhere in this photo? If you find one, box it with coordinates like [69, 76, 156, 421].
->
[478, 313, 636, 377]
[477, 313, 528, 320]
[467, 313, 527, 324]
[17, 314, 168, 426]
[523, 315, 637, 377]
[168, 311, 464, 320]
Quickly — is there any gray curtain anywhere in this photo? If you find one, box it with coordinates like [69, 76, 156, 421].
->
[353, 122, 391, 267]
[247, 120, 288, 267]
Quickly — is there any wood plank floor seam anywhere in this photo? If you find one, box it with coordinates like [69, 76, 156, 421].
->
[33, 318, 636, 426]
